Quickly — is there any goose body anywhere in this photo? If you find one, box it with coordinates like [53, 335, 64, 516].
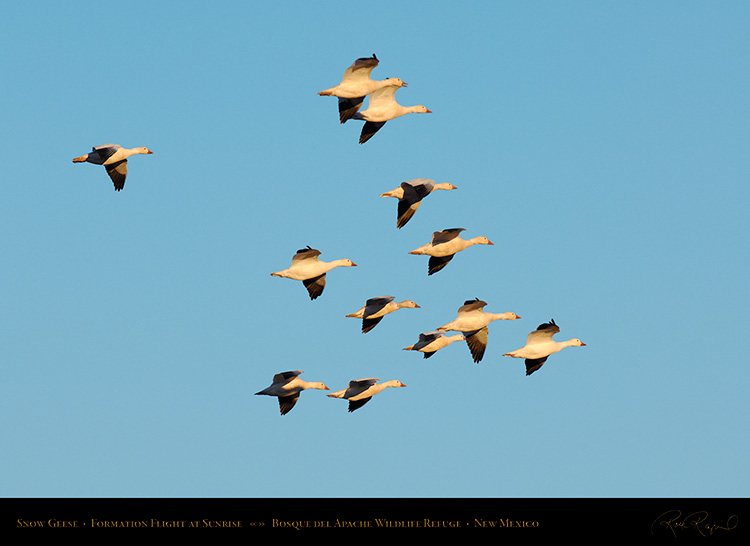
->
[271, 246, 357, 300]
[403, 331, 465, 358]
[380, 179, 458, 228]
[353, 85, 431, 143]
[503, 319, 586, 375]
[346, 296, 420, 333]
[408, 228, 493, 275]
[255, 370, 330, 415]
[317, 54, 407, 123]
[437, 298, 520, 363]
[72, 144, 153, 191]
[327, 377, 406, 412]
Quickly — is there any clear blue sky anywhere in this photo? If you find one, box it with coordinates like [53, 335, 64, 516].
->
[1, 1, 748, 498]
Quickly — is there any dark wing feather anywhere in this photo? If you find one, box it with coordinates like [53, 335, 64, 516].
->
[428, 254, 454, 275]
[396, 189, 422, 228]
[338, 96, 365, 123]
[93, 145, 120, 162]
[277, 394, 299, 416]
[525, 357, 548, 376]
[348, 397, 372, 412]
[105, 160, 128, 191]
[361, 316, 384, 333]
[465, 327, 488, 363]
[303, 274, 326, 300]
[359, 121, 386, 144]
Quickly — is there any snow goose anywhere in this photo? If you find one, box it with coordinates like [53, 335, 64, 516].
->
[346, 296, 420, 333]
[255, 370, 330, 416]
[317, 54, 407, 123]
[503, 319, 586, 376]
[380, 179, 458, 229]
[327, 378, 406, 412]
[270, 246, 357, 300]
[353, 84, 431, 144]
[72, 144, 153, 191]
[437, 298, 521, 363]
[403, 331, 465, 359]
[408, 228, 493, 275]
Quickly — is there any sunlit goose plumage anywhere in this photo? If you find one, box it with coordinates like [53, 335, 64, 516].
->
[503, 319, 586, 376]
[270, 246, 357, 300]
[380, 179, 458, 229]
[317, 54, 407, 123]
[255, 370, 330, 416]
[437, 298, 521, 363]
[408, 228, 493, 275]
[353, 84, 431, 144]
[346, 296, 420, 333]
[72, 144, 153, 191]
[403, 331, 465, 359]
[327, 378, 406, 413]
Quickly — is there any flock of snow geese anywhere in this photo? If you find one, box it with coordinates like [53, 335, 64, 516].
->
[72, 54, 586, 416]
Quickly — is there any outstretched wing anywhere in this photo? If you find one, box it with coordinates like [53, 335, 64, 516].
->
[431, 228, 465, 245]
[105, 159, 128, 191]
[342, 54, 379, 82]
[464, 327, 489, 363]
[428, 254, 454, 275]
[360, 121, 386, 144]
[303, 274, 326, 300]
[525, 357, 548, 376]
[278, 394, 300, 415]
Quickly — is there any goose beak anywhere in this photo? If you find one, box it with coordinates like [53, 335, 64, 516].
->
[425, 109, 433, 113]
[581, 342, 587, 346]
[147, 150, 154, 154]
[402, 82, 408, 87]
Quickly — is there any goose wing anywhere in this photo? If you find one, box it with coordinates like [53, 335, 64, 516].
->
[464, 326, 489, 363]
[431, 228, 465, 245]
[292, 246, 321, 264]
[105, 160, 128, 191]
[526, 319, 560, 345]
[303, 274, 326, 300]
[359, 121, 386, 144]
[341, 54, 379, 82]
[428, 254, 454, 275]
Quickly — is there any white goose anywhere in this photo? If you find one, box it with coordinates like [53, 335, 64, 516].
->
[408, 228, 493, 275]
[327, 377, 406, 413]
[72, 144, 153, 191]
[346, 296, 420, 333]
[437, 298, 521, 363]
[380, 179, 458, 229]
[353, 84, 431, 144]
[403, 331, 465, 359]
[255, 370, 330, 416]
[317, 54, 407, 123]
[271, 246, 357, 300]
[503, 319, 586, 376]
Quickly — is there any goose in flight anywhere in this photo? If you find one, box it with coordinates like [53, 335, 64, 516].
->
[271, 246, 357, 300]
[437, 298, 520, 363]
[327, 377, 406, 413]
[408, 228, 493, 275]
[380, 179, 457, 228]
[317, 54, 407, 123]
[72, 144, 153, 191]
[503, 319, 586, 375]
[353, 84, 431, 144]
[403, 331, 465, 359]
[255, 370, 330, 415]
[346, 296, 420, 333]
